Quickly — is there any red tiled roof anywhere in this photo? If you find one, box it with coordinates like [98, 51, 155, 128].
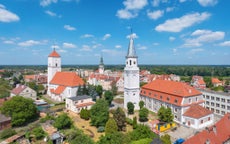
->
[184, 113, 230, 144]
[11, 84, 27, 95]
[212, 78, 221, 84]
[50, 72, 84, 87]
[183, 104, 213, 118]
[48, 50, 60, 57]
[76, 101, 95, 108]
[198, 79, 206, 85]
[142, 79, 201, 97]
[51, 86, 66, 95]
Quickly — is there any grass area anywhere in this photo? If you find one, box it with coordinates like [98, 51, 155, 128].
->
[113, 98, 124, 104]
[67, 111, 104, 142]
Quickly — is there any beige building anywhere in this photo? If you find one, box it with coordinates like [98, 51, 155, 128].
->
[11, 84, 37, 100]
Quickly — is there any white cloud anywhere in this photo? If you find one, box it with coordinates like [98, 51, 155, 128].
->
[166, 7, 174, 12]
[63, 42, 76, 48]
[102, 34, 111, 40]
[169, 36, 176, 41]
[3, 40, 15, 44]
[45, 10, 57, 17]
[81, 34, 94, 38]
[197, 0, 218, 7]
[18, 40, 46, 47]
[116, 9, 137, 19]
[189, 48, 204, 54]
[115, 45, 122, 48]
[58, 49, 67, 53]
[183, 29, 225, 47]
[138, 46, 147, 50]
[173, 48, 177, 53]
[64, 25, 76, 31]
[92, 44, 102, 49]
[219, 41, 230, 47]
[0, 5, 20, 22]
[80, 45, 92, 51]
[40, 0, 57, 7]
[51, 45, 60, 49]
[153, 42, 159, 46]
[147, 10, 164, 20]
[123, 0, 148, 10]
[152, 0, 160, 7]
[116, 0, 147, 19]
[126, 33, 138, 39]
[155, 12, 211, 32]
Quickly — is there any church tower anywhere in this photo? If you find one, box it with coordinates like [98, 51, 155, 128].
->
[48, 48, 61, 85]
[98, 55, 104, 74]
[124, 32, 140, 110]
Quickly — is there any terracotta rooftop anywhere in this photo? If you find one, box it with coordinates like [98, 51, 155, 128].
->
[198, 79, 206, 85]
[211, 77, 221, 84]
[48, 49, 60, 57]
[76, 101, 95, 108]
[50, 72, 84, 87]
[183, 104, 213, 119]
[184, 113, 230, 144]
[11, 84, 27, 95]
[51, 86, 66, 95]
[142, 79, 201, 97]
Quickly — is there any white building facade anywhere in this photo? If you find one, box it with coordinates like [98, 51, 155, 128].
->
[124, 33, 140, 110]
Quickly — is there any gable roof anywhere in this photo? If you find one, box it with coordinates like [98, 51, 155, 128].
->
[212, 78, 221, 84]
[142, 79, 201, 97]
[48, 49, 60, 57]
[183, 104, 213, 119]
[184, 113, 230, 144]
[51, 86, 66, 95]
[50, 72, 84, 87]
[11, 84, 27, 95]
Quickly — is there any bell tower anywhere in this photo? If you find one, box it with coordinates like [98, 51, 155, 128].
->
[124, 32, 140, 110]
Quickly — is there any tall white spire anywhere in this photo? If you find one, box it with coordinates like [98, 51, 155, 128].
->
[126, 32, 137, 58]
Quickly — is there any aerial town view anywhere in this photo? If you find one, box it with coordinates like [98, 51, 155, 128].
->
[0, 0, 230, 144]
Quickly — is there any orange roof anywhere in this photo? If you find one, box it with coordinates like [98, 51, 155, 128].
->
[24, 74, 36, 80]
[142, 79, 201, 97]
[184, 113, 230, 144]
[76, 101, 95, 108]
[48, 49, 60, 57]
[11, 84, 27, 95]
[50, 72, 84, 87]
[183, 104, 213, 118]
[212, 78, 221, 84]
[51, 86, 66, 94]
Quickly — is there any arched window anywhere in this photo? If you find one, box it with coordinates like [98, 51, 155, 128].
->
[56, 63, 58, 67]
[129, 60, 132, 66]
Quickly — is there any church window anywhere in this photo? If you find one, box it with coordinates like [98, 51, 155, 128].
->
[56, 63, 58, 67]
[129, 60, 132, 66]
[133, 61, 136, 65]
[167, 97, 170, 101]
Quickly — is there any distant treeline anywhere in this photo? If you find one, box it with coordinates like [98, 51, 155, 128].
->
[0, 65, 230, 77]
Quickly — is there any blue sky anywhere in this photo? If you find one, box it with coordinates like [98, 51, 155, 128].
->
[0, 0, 230, 65]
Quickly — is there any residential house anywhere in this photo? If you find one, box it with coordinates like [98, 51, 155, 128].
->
[201, 89, 230, 116]
[10, 84, 37, 100]
[212, 77, 223, 87]
[191, 75, 206, 89]
[66, 95, 95, 113]
[116, 77, 124, 92]
[184, 113, 230, 144]
[140, 79, 213, 129]
[0, 113, 11, 131]
[24, 74, 47, 85]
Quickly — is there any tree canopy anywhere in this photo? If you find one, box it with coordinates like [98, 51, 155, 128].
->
[113, 107, 126, 131]
[105, 118, 118, 134]
[1, 96, 38, 126]
[104, 90, 113, 106]
[0, 78, 11, 98]
[54, 113, 72, 130]
[139, 108, 149, 122]
[158, 106, 174, 123]
[127, 102, 134, 115]
[90, 99, 109, 127]
[139, 101, 144, 109]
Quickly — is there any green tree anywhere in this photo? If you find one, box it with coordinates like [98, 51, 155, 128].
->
[127, 102, 134, 115]
[113, 107, 126, 131]
[88, 85, 98, 101]
[1, 96, 38, 126]
[96, 85, 103, 98]
[160, 134, 171, 144]
[66, 128, 94, 144]
[80, 108, 90, 120]
[27, 81, 38, 92]
[90, 99, 109, 127]
[32, 127, 46, 140]
[105, 118, 118, 134]
[131, 138, 153, 144]
[158, 106, 173, 123]
[54, 113, 72, 130]
[139, 100, 144, 109]
[97, 132, 129, 144]
[133, 116, 137, 129]
[0, 128, 16, 139]
[139, 108, 149, 122]
[129, 124, 157, 141]
[104, 90, 113, 106]
[0, 78, 11, 98]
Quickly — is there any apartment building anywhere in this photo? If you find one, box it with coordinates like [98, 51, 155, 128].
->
[200, 89, 230, 116]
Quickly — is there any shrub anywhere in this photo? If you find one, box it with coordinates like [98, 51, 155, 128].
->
[126, 118, 133, 125]
[0, 128, 16, 139]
